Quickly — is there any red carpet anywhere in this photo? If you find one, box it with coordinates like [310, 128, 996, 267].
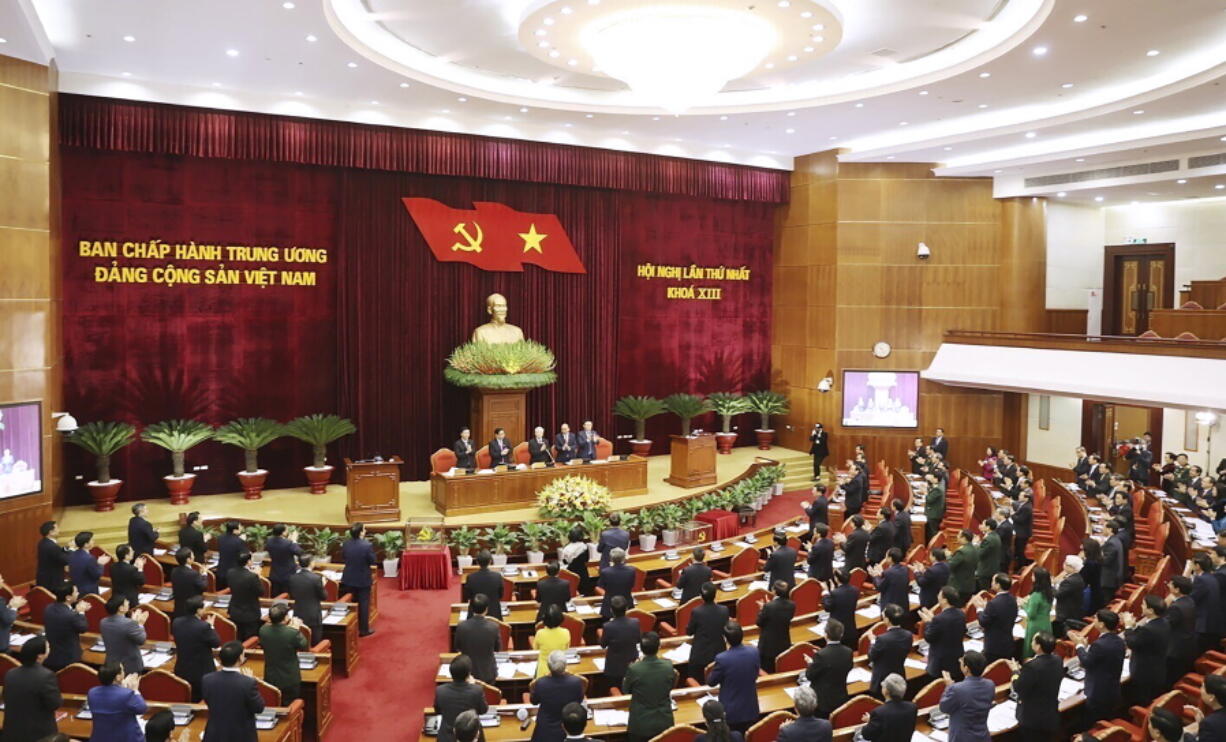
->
[325, 489, 813, 740]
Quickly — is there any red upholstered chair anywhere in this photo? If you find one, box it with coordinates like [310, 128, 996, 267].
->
[431, 448, 458, 474]
[774, 643, 817, 673]
[913, 678, 947, 710]
[1137, 330, 1162, 339]
[493, 618, 513, 651]
[255, 678, 283, 707]
[658, 597, 699, 637]
[139, 669, 192, 702]
[830, 696, 881, 730]
[848, 568, 868, 590]
[90, 546, 114, 576]
[24, 586, 54, 624]
[142, 556, 166, 587]
[1180, 301, 1205, 309]
[513, 442, 531, 466]
[258, 575, 273, 598]
[857, 629, 875, 656]
[729, 547, 760, 577]
[647, 725, 703, 742]
[746, 711, 796, 742]
[790, 578, 822, 615]
[56, 663, 101, 694]
[735, 589, 771, 628]
[212, 614, 237, 643]
[1090, 727, 1134, 742]
[982, 658, 1012, 687]
[476, 446, 491, 470]
[82, 593, 108, 633]
[596, 438, 614, 460]
[1175, 331, 1201, 341]
[627, 608, 657, 634]
[654, 558, 693, 590]
[142, 604, 172, 641]
[322, 575, 340, 601]
[558, 569, 581, 595]
[0, 654, 20, 686]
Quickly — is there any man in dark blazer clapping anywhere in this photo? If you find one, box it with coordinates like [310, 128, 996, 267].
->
[179, 511, 207, 563]
[597, 548, 636, 619]
[202, 641, 266, 742]
[464, 549, 506, 622]
[227, 550, 264, 641]
[870, 548, 910, 611]
[0, 637, 61, 742]
[35, 519, 69, 589]
[554, 423, 578, 463]
[840, 516, 870, 573]
[755, 580, 795, 673]
[600, 595, 641, 691]
[488, 427, 514, 467]
[920, 587, 967, 681]
[527, 426, 553, 464]
[1123, 594, 1172, 706]
[288, 553, 327, 644]
[597, 513, 630, 571]
[215, 521, 245, 590]
[1074, 609, 1127, 724]
[1013, 632, 1063, 739]
[127, 503, 159, 557]
[821, 569, 861, 649]
[576, 421, 601, 461]
[340, 522, 378, 635]
[807, 524, 835, 582]
[101, 594, 149, 674]
[763, 531, 798, 590]
[707, 622, 761, 733]
[529, 651, 586, 742]
[173, 595, 222, 701]
[861, 673, 918, 742]
[868, 605, 913, 696]
[929, 428, 949, 460]
[805, 619, 853, 717]
[535, 560, 573, 623]
[685, 583, 729, 682]
[972, 574, 1018, 663]
[68, 530, 108, 597]
[867, 510, 895, 567]
[265, 523, 303, 598]
[916, 549, 951, 609]
[44, 583, 89, 671]
[454, 595, 501, 684]
[676, 547, 714, 604]
[171, 546, 208, 619]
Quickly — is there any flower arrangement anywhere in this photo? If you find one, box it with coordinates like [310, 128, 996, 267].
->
[537, 475, 613, 520]
[445, 340, 558, 390]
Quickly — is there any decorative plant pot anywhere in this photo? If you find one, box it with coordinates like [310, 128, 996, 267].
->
[304, 465, 334, 494]
[773, 482, 785, 496]
[588, 543, 600, 561]
[456, 554, 474, 569]
[237, 469, 268, 500]
[630, 440, 653, 457]
[715, 432, 738, 455]
[754, 496, 767, 511]
[660, 529, 680, 547]
[164, 473, 196, 505]
[492, 552, 509, 567]
[527, 550, 545, 564]
[639, 534, 658, 552]
[87, 479, 123, 512]
[754, 429, 775, 450]
[382, 558, 400, 578]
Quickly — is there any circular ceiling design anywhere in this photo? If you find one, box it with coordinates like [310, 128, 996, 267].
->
[325, 0, 1054, 114]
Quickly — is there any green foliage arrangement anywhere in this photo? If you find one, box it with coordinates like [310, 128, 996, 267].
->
[66, 421, 137, 483]
[519, 521, 553, 552]
[243, 523, 272, 551]
[537, 475, 613, 520]
[579, 511, 610, 542]
[141, 419, 215, 478]
[447, 526, 480, 555]
[613, 395, 667, 441]
[284, 414, 356, 468]
[483, 524, 520, 555]
[214, 417, 286, 473]
[370, 530, 406, 559]
[655, 503, 686, 531]
[708, 393, 751, 434]
[301, 528, 343, 559]
[745, 390, 790, 431]
[445, 340, 557, 390]
[662, 393, 713, 436]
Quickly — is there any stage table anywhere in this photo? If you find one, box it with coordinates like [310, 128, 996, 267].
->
[430, 457, 648, 516]
[401, 545, 452, 590]
[694, 508, 740, 540]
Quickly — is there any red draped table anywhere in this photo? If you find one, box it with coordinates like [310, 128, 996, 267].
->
[694, 509, 740, 540]
[399, 545, 452, 590]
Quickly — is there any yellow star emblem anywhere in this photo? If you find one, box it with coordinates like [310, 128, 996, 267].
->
[519, 223, 547, 253]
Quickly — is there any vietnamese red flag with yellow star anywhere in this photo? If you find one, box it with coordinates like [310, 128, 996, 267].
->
[402, 197, 586, 274]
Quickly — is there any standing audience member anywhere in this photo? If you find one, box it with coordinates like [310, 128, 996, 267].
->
[170, 546, 208, 618]
[1012, 632, 1063, 739]
[1021, 567, 1054, 658]
[677, 547, 714, 604]
[259, 602, 309, 702]
[807, 524, 835, 582]
[464, 549, 506, 621]
[1079, 538, 1104, 614]
[265, 524, 302, 598]
[172, 594, 222, 701]
[1012, 490, 1033, 570]
[920, 587, 967, 681]
[454, 595, 501, 684]
[870, 548, 910, 610]
[1147, 708, 1189, 742]
[179, 511, 207, 563]
[1054, 555, 1087, 637]
[763, 531, 798, 590]
[924, 475, 946, 542]
[803, 485, 830, 534]
[101, 595, 148, 674]
[707, 622, 761, 733]
[869, 604, 913, 696]
[938, 651, 993, 742]
[0, 637, 61, 742]
[756, 580, 795, 673]
[43, 583, 87, 671]
[599, 595, 641, 691]
[841, 516, 869, 573]
[892, 499, 913, 554]
[87, 661, 148, 742]
[777, 686, 832, 742]
[597, 514, 630, 571]
[1123, 594, 1172, 707]
[1167, 576, 1199, 682]
[866, 509, 895, 567]
[686, 582, 730, 682]
[1074, 609, 1127, 725]
[288, 553, 327, 645]
[534, 561, 573, 622]
[36, 520, 69, 589]
[226, 550, 263, 641]
[598, 548, 636, 619]
[972, 574, 1017, 663]
[215, 521, 245, 589]
[532, 604, 572, 678]
[68, 531, 109, 597]
[916, 549, 951, 609]
[340, 522, 378, 636]
[805, 619, 853, 718]
[861, 673, 918, 742]
[529, 651, 586, 742]
[1101, 520, 1127, 603]
[1189, 553, 1225, 651]
[1191, 675, 1226, 739]
[433, 655, 487, 742]
[624, 632, 677, 742]
[127, 504, 158, 557]
[947, 529, 978, 604]
[109, 544, 146, 608]
[821, 569, 860, 649]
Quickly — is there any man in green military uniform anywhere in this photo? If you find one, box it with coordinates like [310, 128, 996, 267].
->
[258, 602, 308, 701]
[623, 632, 677, 742]
[975, 520, 1002, 592]
[947, 529, 979, 604]
[923, 475, 946, 542]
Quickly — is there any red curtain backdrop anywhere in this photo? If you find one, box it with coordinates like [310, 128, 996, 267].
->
[59, 96, 783, 503]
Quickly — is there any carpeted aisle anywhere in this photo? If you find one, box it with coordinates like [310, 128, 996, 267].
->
[324, 487, 815, 740]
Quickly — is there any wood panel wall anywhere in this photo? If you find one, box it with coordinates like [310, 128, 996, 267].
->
[1046, 309, 1089, 334]
[0, 55, 60, 583]
[1148, 309, 1226, 340]
[771, 152, 1046, 472]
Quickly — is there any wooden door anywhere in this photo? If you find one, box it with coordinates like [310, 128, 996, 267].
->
[1103, 244, 1175, 335]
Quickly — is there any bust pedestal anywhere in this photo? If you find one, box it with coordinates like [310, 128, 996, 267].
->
[470, 388, 527, 445]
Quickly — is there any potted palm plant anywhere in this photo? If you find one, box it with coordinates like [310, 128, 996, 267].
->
[662, 393, 713, 437]
[213, 417, 285, 500]
[448, 526, 480, 569]
[483, 525, 520, 567]
[520, 522, 551, 564]
[66, 421, 137, 512]
[285, 414, 357, 494]
[141, 419, 214, 504]
[371, 530, 406, 577]
[709, 392, 751, 455]
[745, 390, 790, 449]
[613, 395, 666, 457]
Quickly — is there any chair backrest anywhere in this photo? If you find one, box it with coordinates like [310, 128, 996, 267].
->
[905, 544, 926, 565]
[1091, 726, 1133, 742]
[212, 613, 237, 644]
[56, 663, 101, 694]
[0, 654, 20, 686]
[254, 677, 283, 707]
[773, 643, 816, 673]
[558, 569, 581, 594]
[258, 575, 273, 598]
[982, 659, 1012, 686]
[91, 546, 114, 576]
[1054, 639, 1077, 659]
[142, 557, 166, 587]
[790, 578, 822, 615]
[493, 618, 513, 651]
[830, 696, 882, 730]
[322, 575, 340, 602]
[627, 609, 657, 634]
[142, 604, 172, 641]
[729, 547, 759, 577]
[912, 678, 947, 709]
[557, 613, 585, 646]
[746, 711, 796, 742]
[630, 566, 647, 592]
[670, 558, 693, 585]
[848, 568, 868, 590]
[513, 442, 531, 466]
[430, 448, 458, 474]
[25, 585, 55, 624]
[926, 530, 945, 551]
[477, 679, 503, 706]
[596, 438, 614, 460]
[82, 593, 109, 633]
[735, 588, 771, 627]
[857, 628, 874, 656]
[476, 446, 491, 470]
[139, 669, 192, 702]
[647, 724, 703, 742]
[674, 597, 700, 634]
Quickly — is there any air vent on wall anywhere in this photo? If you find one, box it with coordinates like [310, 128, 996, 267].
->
[1188, 152, 1226, 169]
[1024, 159, 1180, 188]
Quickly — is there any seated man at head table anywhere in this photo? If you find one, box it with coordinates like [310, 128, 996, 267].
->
[488, 427, 514, 468]
[528, 426, 554, 464]
[452, 426, 477, 470]
[576, 420, 601, 461]
[554, 422, 578, 463]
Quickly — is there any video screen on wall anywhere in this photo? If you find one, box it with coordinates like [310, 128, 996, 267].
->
[841, 371, 919, 428]
[0, 401, 43, 499]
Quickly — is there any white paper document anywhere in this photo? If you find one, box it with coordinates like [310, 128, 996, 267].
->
[662, 643, 692, 663]
[593, 709, 629, 727]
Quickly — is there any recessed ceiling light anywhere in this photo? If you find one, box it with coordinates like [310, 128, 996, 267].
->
[305, 34, 317, 42]
[943, 147, 952, 151]
[347, 62, 357, 68]
[1094, 196, 1104, 202]
[899, 121, 908, 126]
[800, 11, 812, 18]
[803, 46, 814, 53]
[1131, 200, 1140, 205]
[1057, 191, 1067, 197]
[652, 116, 660, 120]
[538, 40, 550, 48]
[1076, 158, 1085, 162]
[458, 97, 468, 102]
[811, 24, 824, 31]
[1146, 49, 1160, 56]
[1033, 46, 1048, 56]
[764, 62, 775, 69]
[543, 16, 555, 25]
[561, 6, 573, 14]
[978, 104, 989, 109]
[1073, 14, 1088, 22]
[918, 90, 929, 96]
[720, 115, 728, 120]
[994, 169, 1003, 173]
[0, 38, 7, 43]
[370, 100, 379, 105]
[211, 82, 222, 87]
[399, 82, 410, 88]
[1133, 109, 1145, 115]
[785, 128, 795, 134]
[549, 50, 561, 58]
[441, 109, 451, 114]
[520, 107, 529, 113]
[829, 136, 837, 140]
[1177, 179, 1187, 184]
[886, 156, 896, 160]
[979, 72, 991, 78]
[786, 111, 796, 116]
[123, 35, 135, 42]
[294, 91, 303, 96]
[282, 1, 295, 8]
[787, 55, 797, 62]
[1062, 83, 1074, 88]
[812, 36, 824, 43]
[1221, 136, 1226, 141]
[1025, 131, 1037, 138]
[226, 49, 239, 57]
[585, 113, 594, 118]
[854, 102, 864, 108]
[121, 71, 132, 77]
[536, 29, 547, 37]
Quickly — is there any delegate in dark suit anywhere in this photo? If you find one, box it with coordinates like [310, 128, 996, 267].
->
[179, 525, 207, 563]
[1077, 631, 1126, 721]
[530, 673, 585, 742]
[707, 644, 761, 726]
[841, 476, 865, 517]
[553, 432, 578, 463]
[860, 699, 918, 742]
[43, 601, 88, 671]
[807, 537, 835, 582]
[1167, 595, 1198, 679]
[599, 615, 641, 688]
[227, 566, 264, 640]
[809, 429, 829, 479]
[976, 592, 1018, 661]
[685, 602, 730, 681]
[101, 613, 147, 674]
[528, 436, 553, 464]
[488, 437, 513, 467]
[843, 528, 869, 572]
[36, 536, 69, 589]
[597, 527, 630, 570]
[266, 535, 303, 597]
[68, 548, 104, 596]
[624, 654, 676, 741]
[173, 615, 221, 700]
[930, 435, 949, 459]
[923, 607, 966, 678]
[1013, 651, 1063, 735]
[893, 510, 913, 553]
[1012, 500, 1032, 568]
[87, 682, 148, 742]
[805, 641, 853, 716]
[948, 544, 978, 600]
[1054, 572, 1086, 630]
[202, 668, 266, 742]
[868, 627, 913, 695]
[127, 516, 158, 556]
[676, 561, 713, 604]
[576, 430, 600, 461]
[535, 575, 572, 623]
[763, 545, 798, 590]
[454, 614, 501, 684]
[109, 560, 145, 608]
[1101, 534, 1125, 596]
[1124, 615, 1171, 705]
[755, 596, 795, 672]
[598, 564, 636, 619]
[215, 531, 245, 590]
[453, 439, 476, 470]
[259, 622, 309, 701]
[867, 520, 895, 566]
[778, 716, 833, 742]
[464, 567, 506, 621]
[0, 663, 62, 742]
[874, 564, 910, 610]
[172, 564, 208, 618]
[995, 519, 1013, 571]
[938, 675, 994, 742]
[822, 584, 860, 648]
[1193, 570, 1226, 638]
[340, 535, 378, 634]
[917, 562, 950, 609]
[288, 569, 327, 644]
[806, 493, 829, 530]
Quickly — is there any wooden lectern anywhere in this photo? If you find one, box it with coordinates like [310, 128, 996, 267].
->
[344, 457, 402, 523]
[665, 434, 716, 488]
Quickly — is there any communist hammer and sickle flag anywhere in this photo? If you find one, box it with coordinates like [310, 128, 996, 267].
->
[402, 197, 586, 273]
